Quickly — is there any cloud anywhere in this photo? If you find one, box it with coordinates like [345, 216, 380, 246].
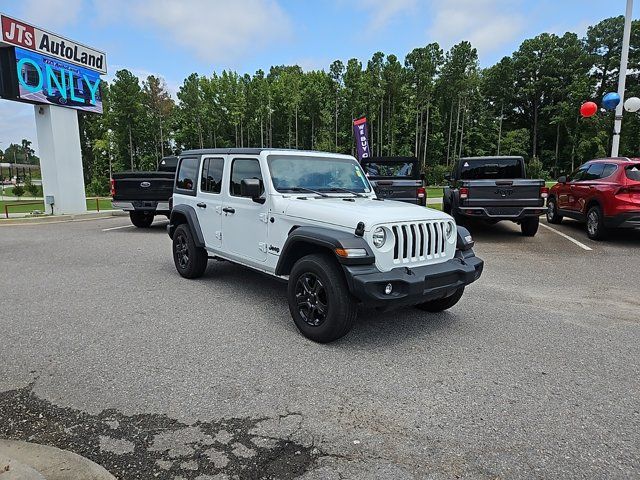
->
[427, 0, 525, 57]
[130, 0, 292, 63]
[360, 0, 417, 30]
[20, 0, 84, 29]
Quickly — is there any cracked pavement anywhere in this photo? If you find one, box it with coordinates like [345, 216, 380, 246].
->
[0, 217, 639, 478]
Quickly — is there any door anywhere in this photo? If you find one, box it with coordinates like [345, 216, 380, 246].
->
[558, 165, 588, 211]
[196, 156, 225, 250]
[222, 157, 268, 263]
[572, 163, 604, 215]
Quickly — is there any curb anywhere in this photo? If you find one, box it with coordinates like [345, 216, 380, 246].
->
[0, 440, 116, 480]
[0, 210, 127, 225]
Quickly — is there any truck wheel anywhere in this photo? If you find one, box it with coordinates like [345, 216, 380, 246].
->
[172, 224, 208, 278]
[130, 211, 154, 228]
[287, 254, 357, 343]
[586, 205, 607, 240]
[521, 216, 539, 236]
[415, 287, 464, 312]
[546, 197, 563, 224]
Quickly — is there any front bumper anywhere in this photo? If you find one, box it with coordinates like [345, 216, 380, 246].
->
[604, 211, 640, 229]
[342, 250, 484, 308]
[458, 206, 545, 220]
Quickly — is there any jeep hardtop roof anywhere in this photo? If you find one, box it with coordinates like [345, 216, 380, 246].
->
[179, 148, 354, 157]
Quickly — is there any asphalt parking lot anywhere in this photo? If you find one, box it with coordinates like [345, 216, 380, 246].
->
[1, 216, 639, 479]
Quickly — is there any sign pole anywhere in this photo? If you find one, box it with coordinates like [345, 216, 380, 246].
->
[611, 0, 633, 158]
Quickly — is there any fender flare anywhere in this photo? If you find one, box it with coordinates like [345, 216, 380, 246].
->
[168, 204, 205, 248]
[275, 226, 375, 276]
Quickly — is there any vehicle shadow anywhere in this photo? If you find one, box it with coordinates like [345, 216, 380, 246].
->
[550, 218, 640, 246]
[458, 218, 523, 240]
[184, 259, 460, 348]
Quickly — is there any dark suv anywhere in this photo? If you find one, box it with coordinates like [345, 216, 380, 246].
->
[547, 158, 640, 239]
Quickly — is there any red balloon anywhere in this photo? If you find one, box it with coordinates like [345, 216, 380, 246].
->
[580, 101, 598, 118]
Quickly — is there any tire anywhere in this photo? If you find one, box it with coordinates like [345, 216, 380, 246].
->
[546, 197, 563, 224]
[287, 253, 357, 343]
[172, 224, 208, 278]
[586, 205, 607, 240]
[415, 287, 465, 312]
[521, 216, 539, 236]
[130, 211, 154, 228]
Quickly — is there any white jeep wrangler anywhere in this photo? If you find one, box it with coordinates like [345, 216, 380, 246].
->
[168, 149, 483, 343]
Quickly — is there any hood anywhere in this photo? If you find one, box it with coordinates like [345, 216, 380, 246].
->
[283, 197, 452, 231]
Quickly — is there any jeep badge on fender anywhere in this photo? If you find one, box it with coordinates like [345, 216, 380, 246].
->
[167, 148, 484, 343]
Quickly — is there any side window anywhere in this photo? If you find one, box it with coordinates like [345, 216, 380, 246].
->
[176, 157, 199, 192]
[569, 165, 589, 182]
[230, 158, 264, 197]
[200, 157, 224, 194]
[601, 164, 617, 179]
[583, 163, 605, 181]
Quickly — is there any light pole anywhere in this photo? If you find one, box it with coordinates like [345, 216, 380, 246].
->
[611, 0, 634, 157]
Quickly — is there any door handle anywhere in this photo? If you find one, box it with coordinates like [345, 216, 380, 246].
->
[222, 207, 235, 214]
[197, 202, 207, 208]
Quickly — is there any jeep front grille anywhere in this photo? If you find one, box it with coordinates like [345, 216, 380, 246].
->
[391, 221, 447, 262]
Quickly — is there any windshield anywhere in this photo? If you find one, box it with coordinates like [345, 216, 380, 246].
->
[362, 161, 416, 178]
[459, 158, 524, 180]
[268, 155, 372, 194]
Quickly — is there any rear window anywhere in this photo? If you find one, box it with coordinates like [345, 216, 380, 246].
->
[362, 161, 415, 178]
[459, 158, 524, 180]
[626, 165, 640, 181]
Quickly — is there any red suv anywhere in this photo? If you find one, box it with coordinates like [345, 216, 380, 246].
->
[547, 158, 640, 239]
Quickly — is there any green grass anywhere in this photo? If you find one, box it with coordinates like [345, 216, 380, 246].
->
[0, 198, 113, 216]
[427, 186, 444, 200]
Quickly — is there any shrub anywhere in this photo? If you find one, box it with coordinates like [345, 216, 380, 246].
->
[527, 157, 549, 180]
[424, 164, 449, 186]
[25, 179, 40, 197]
[12, 185, 25, 198]
[86, 177, 110, 197]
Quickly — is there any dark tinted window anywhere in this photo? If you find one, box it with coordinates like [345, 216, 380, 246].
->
[230, 158, 263, 196]
[626, 164, 640, 181]
[459, 158, 524, 180]
[569, 165, 589, 182]
[602, 164, 617, 179]
[201, 157, 224, 194]
[362, 161, 415, 178]
[583, 163, 605, 180]
[176, 157, 199, 191]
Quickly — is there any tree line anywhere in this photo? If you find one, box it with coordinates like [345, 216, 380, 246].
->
[78, 15, 640, 195]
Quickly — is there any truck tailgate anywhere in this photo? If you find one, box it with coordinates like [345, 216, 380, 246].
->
[463, 179, 543, 208]
[371, 179, 421, 202]
[112, 172, 174, 201]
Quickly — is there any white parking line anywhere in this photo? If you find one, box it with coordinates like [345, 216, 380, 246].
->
[539, 223, 593, 251]
[102, 224, 134, 232]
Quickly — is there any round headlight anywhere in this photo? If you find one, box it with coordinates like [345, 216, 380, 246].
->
[446, 222, 454, 239]
[372, 227, 386, 248]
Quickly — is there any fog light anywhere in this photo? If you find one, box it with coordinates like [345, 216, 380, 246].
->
[384, 283, 393, 295]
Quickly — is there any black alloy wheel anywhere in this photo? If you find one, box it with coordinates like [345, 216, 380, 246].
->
[295, 273, 328, 327]
[174, 232, 189, 270]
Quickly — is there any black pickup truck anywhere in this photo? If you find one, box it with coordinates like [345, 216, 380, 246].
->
[361, 156, 426, 206]
[443, 156, 547, 236]
[111, 156, 177, 227]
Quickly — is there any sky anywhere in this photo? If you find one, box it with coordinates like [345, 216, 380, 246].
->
[0, 0, 638, 153]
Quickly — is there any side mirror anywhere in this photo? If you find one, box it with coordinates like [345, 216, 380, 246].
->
[557, 176, 567, 184]
[419, 172, 426, 182]
[240, 178, 262, 199]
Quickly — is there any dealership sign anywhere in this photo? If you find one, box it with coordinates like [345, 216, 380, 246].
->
[1, 13, 106, 74]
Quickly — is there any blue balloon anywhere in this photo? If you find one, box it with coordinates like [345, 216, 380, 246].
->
[602, 92, 621, 110]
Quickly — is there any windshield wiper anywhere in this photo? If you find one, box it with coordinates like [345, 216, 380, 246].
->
[282, 187, 329, 197]
[323, 187, 365, 198]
